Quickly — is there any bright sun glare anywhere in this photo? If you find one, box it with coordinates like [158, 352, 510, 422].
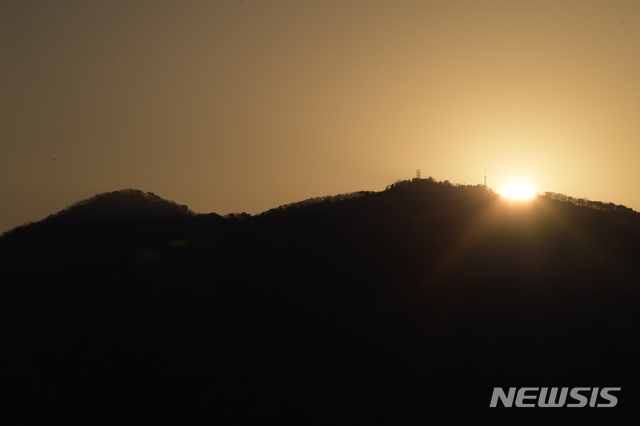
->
[500, 183, 536, 200]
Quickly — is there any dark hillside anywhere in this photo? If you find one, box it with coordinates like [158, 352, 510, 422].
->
[2, 180, 640, 424]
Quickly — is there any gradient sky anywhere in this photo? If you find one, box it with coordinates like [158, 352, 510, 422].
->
[2, 0, 640, 233]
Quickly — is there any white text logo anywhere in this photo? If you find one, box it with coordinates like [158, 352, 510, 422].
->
[489, 387, 620, 407]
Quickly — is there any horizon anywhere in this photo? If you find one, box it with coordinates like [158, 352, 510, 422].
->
[3, 1, 640, 234]
[4, 165, 640, 424]
[3, 175, 638, 237]
[2, 174, 639, 235]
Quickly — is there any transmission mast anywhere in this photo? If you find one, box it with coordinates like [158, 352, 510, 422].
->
[484, 167, 486, 187]
[416, 169, 421, 179]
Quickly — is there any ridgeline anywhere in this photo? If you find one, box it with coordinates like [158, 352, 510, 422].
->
[3, 178, 640, 424]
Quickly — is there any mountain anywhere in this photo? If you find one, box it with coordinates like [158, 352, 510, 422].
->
[2, 179, 640, 425]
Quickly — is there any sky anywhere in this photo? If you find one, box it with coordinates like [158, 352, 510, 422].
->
[2, 0, 640, 233]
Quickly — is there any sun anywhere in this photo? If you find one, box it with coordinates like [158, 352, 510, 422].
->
[500, 183, 536, 200]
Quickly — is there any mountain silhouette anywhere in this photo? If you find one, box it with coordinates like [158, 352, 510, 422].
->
[2, 178, 640, 424]
[56, 189, 194, 219]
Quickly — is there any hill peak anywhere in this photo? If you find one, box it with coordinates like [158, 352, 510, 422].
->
[56, 189, 193, 220]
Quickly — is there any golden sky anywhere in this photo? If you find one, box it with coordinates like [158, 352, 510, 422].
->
[2, 0, 640, 233]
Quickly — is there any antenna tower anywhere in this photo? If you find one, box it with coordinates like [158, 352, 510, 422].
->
[416, 169, 421, 179]
[484, 167, 486, 187]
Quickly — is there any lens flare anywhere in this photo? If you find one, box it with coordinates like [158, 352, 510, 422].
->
[500, 183, 536, 200]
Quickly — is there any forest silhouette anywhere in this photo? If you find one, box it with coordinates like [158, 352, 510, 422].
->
[2, 178, 640, 424]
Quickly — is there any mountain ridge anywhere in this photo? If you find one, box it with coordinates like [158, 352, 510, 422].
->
[3, 176, 639, 238]
[2, 177, 640, 424]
